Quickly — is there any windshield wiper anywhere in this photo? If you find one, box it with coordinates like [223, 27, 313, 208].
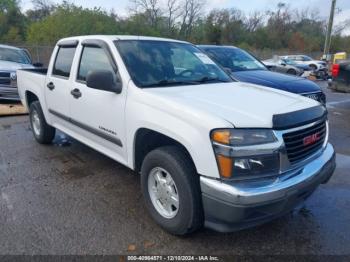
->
[142, 79, 199, 88]
[195, 76, 230, 83]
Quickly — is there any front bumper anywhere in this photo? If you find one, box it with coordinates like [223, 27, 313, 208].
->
[0, 85, 20, 101]
[200, 143, 336, 232]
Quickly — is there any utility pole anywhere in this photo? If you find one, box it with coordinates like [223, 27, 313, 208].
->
[323, 0, 337, 60]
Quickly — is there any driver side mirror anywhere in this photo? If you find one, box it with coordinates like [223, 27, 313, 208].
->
[86, 70, 122, 94]
[280, 62, 286, 66]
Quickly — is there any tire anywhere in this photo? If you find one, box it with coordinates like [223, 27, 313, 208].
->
[309, 64, 317, 71]
[29, 101, 56, 144]
[141, 146, 203, 235]
[287, 69, 297, 75]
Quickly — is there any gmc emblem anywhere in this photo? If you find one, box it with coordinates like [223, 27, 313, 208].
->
[303, 133, 321, 146]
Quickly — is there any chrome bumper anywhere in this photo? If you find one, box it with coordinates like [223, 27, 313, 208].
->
[200, 143, 335, 232]
[201, 143, 335, 206]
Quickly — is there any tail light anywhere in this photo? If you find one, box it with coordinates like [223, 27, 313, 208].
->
[332, 64, 340, 78]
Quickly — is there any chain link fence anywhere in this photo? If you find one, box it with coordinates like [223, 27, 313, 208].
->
[15, 45, 55, 67]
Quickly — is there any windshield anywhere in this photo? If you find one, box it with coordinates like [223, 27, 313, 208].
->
[302, 56, 312, 61]
[115, 40, 232, 88]
[282, 59, 297, 65]
[203, 47, 267, 72]
[0, 47, 32, 64]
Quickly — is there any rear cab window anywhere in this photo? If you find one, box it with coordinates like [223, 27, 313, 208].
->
[52, 46, 77, 78]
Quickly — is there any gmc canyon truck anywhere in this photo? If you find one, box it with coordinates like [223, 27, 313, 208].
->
[17, 35, 336, 235]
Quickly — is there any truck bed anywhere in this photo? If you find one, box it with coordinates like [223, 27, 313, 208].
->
[19, 68, 48, 75]
[17, 68, 48, 108]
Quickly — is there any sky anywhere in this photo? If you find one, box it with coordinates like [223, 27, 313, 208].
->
[20, 0, 350, 34]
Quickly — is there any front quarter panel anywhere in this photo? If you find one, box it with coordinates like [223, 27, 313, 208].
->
[125, 83, 232, 179]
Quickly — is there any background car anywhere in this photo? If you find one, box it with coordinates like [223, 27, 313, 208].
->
[263, 58, 305, 76]
[280, 54, 326, 71]
[198, 45, 326, 104]
[0, 44, 42, 101]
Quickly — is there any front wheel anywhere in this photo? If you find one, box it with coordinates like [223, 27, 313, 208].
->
[29, 101, 56, 144]
[287, 69, 297, 75]
[141, 146, 203, 235]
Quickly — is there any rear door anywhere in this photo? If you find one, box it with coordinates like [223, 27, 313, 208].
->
[68, 39, 127, 163]
[45, 40, 78, 126]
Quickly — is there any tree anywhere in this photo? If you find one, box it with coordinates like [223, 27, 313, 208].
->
[27, 2, 120, 44]
[129, 0, 162, 28]
[0, 0, 27, 43]
[26, 0, 54, 22]
[179, 0, 205, 39]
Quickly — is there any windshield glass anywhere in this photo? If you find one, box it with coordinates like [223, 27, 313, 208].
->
[300, 55, 312, 61]
[203, 47, 267, 72]
[282, 59, 297, 65]
[0, 47, 32, 64]
[115, 40, 232, 88]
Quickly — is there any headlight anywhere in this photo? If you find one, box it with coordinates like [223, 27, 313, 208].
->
[211, 129, 280, 179]
[211, 129, 277, 146]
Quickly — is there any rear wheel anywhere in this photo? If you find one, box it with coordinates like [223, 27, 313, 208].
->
[287, 69, 297, 75]
[141, 146, 203, 235]
[29, 101, 56, 144]
[309, 64, 317, 71]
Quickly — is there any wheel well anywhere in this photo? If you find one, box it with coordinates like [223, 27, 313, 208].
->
[310, 64, 317, 69]
[25, 91, 39, 107]
[134, 128, 197, 173]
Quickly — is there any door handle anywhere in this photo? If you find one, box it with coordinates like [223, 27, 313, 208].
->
[71, 88, 82, 99]
[47, 82, 55, 90]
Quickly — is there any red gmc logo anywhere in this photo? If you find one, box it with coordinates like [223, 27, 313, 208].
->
[303, 133, 321, 146]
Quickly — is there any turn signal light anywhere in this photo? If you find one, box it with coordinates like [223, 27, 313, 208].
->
[212, 129, 230, 145]
[216, 155, 233, 178]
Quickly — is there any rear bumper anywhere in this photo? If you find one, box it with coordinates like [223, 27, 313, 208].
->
[200, 143, 336, 232]
[0, 86, 20, 101]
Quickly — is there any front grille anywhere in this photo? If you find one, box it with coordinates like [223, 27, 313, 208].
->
[0, 72, 11, 85]
[283, 121, 327, 165]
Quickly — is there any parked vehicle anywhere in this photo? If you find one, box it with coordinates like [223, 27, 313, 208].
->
[280, 55, 326, 71]
[280, 54, 328, 79]
[17, 36, 335, 235]
[0, 44, 43, 101]
[329, 60, 350, 92]
[263, 57, 311, 76]
[198, 45, 326, 104]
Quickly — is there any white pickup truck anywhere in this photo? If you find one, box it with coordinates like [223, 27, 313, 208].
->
[17, 35, 336, 235]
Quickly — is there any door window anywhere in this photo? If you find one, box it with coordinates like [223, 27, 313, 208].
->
[52, 46, 76, 78]
[77, 46, 115, 82]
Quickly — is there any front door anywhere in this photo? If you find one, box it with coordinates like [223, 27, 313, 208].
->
[68, 40, 127, 164]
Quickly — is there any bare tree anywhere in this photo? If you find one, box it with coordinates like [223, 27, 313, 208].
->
[179, 0, 205, 38]
[130, 0, 161, 28]
[166, 0, 181, 32]
[246, 11, 264, 32]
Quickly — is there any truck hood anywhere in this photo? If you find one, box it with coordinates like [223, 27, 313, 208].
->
[144, 82, 319, 128]
[232, 70, 321, 94]
[0, 60, 34, 71]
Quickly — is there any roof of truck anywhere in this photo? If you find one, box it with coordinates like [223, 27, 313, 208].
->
[0, 44, 23, 50]
[57, 35, 189, 45]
